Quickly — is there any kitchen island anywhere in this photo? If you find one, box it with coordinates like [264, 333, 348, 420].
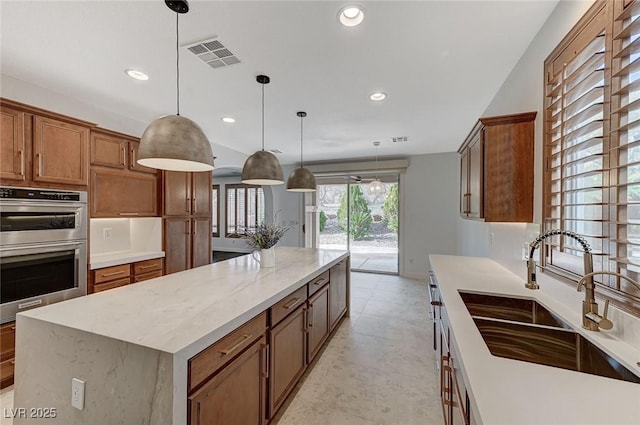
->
[13, 247, 349, 425]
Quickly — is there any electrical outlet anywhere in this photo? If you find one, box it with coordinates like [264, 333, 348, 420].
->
[522, 242, 530, 261]
[490, 232, 496, 246]
[102, 228, 112, 239]
[71, 378, 85, 410]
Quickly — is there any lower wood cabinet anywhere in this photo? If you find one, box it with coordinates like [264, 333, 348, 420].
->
[90, 258, 164, 293]
[269, 303, 307, 416]
[188, 335, 267, 425]
[0, 322, 16, 389]
[307, 283, 330, 362]
[329, 259, 348, 330]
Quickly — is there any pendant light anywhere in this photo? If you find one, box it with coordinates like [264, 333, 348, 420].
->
[286, 111, 317, 192]
[368, 141, 386, 195]
[137, 0, 214, 172]
[241, 75, 284, 185]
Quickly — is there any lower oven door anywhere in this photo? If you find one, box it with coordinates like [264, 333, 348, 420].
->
[0, 240, 87, 323]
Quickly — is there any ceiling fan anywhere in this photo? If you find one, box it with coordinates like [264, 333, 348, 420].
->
[349, 175, 376, 183]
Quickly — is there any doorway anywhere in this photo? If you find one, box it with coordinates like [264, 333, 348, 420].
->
[316, 175, 399, 274]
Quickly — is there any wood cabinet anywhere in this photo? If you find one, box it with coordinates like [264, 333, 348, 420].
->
[0, 322, 16, 389]
[90, 258, 164, 293]
[458, 112, 536, 222]
[269, 304, 307, 416]
[1, 99, 94, 189]
[329, 259, 349, 331]
[91, 129, 156, 174]
[1, 106, 26, 181]
[307, 283, 330, 362]
[163, 170, 212, 275]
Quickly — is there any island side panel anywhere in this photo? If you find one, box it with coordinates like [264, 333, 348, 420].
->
[13, 315, 174, 425]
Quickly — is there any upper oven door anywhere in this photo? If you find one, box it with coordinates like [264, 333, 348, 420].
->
[0, 201, 87, 245]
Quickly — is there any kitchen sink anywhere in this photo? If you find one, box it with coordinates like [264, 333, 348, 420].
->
[459, 291, 571, 329]
[472, 317, 640, 384]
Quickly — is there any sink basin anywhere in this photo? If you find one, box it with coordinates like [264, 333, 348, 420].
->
[459, 291, 570, 329]
[473, 317, 640, 384]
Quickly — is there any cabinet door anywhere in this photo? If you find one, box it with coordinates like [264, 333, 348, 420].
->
[164, 171, 191, 216]
[459, 150, 469, 217]
[129, 140, 157, 174]
[90, 168, 158, 217]
[165, 218, 192, 274]
[307, 284, 329, 362]
[329, 260, 348, 331]
[33, 116, 89, 185]
[269, 304, 307, 417]
[90, 132, 126, 169]
[192, 217, 212, 268]
[467, 133, 483, 219]
[189, 336, 267, 425]
[0, 106, 26, 181]
[192, 171, 212, 216]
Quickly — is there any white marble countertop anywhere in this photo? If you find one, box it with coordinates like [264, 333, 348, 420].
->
[430, 254, 640, 425]
[21, 247, 348, 358]
[89, 250, 165, 269]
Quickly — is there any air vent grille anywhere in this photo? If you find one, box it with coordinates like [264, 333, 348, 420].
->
[184, 37, 241, 69]
[392, 136, 408, 143]
[269, 149, 283, 154]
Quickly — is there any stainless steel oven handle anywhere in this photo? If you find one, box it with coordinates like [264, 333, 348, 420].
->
[0, 240, 85, 253]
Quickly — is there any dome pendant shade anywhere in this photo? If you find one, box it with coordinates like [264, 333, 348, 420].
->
[137, 115, 214, 172]
[368, 178, 386, 195]
[241, 150, 284, 185]
[286, 167, 316, 192]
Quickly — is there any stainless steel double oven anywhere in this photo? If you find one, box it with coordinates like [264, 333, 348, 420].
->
[0, 186, 87, 324]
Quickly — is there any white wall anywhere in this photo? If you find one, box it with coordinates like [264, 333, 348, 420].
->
[402, 152, 459, 279]
[457, 0, 594, 279]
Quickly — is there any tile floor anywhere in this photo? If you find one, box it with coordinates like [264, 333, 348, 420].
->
[0, 272, 443, 425]
[273, 272, 444, 425]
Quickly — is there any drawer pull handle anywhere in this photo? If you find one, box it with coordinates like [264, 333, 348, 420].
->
[261, 344, 269, 378]
[313, 277, 327, 286]
[18, 150, 24, 176]
[118, 213, 140, 216]
[431, 301, 442, 306]
[9, 360, 15, 365]
[10, 326, 16, 331]
[138, 264, 158, 270]
[219, 333, 252, 356]
[283, 298, 300, 309]
[103, 270, 126, 277]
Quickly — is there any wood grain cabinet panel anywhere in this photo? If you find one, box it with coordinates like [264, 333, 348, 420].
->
[133, 270, 163, 283]
[269, 304, 307, 417]
[192, 217, 212, 268]
[192, 171, 212, 217]
[329, 260, 348, 331]
[458, 112, 535, 222]
[188, 336, 267, 425]
[165, 218, 192, 274]
[94, 264, 131, 284]
[271, 286, 307, 327]
[33, 115, 89, 186]
[93, 277, 130, 293]
[0, 322, 15, 389]
[0, 106, 26, 181]
[128, 140, 156, 174]
[164, 171, 192, 216]
[90, 167, 158, 217]
[90, 132, 126, 169]
[307, 271, 330, 298]
[307, 283, 330, 363]
[133, 258, 163, 275]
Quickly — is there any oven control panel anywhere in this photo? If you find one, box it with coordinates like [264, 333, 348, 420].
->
[0, 187, 82, 202]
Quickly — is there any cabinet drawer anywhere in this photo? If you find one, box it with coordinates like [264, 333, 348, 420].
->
[94, 264, 131, 284]
[0, 322, 16, 362]
[133, 258, 163, 275]
[271, 286, 307, 327]
[0, 357, 15, 388]
[189, 311, 267, 393]
[94, 277, 130, 293]
[307, 270, 330, 297]
[134, 270, 163, 283]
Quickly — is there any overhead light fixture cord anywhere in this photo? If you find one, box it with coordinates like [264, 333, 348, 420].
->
[375, 143, 379, 180]
[176, 12, 180, 116]
[261, 82, 265, 151]
[300, 114, 304, 167]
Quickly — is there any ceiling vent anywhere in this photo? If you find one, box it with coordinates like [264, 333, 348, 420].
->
[392, 136, 408, 143]
[184, 37, 241, 69]
[269, 149, 283, 154]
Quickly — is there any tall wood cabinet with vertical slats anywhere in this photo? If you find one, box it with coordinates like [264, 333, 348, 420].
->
[458, 112, 536, 222]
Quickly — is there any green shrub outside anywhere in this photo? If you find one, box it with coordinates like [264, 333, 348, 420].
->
[383, 183, 399, 232]
[319, 210, 327, 232]
[337, 185, 372, 240]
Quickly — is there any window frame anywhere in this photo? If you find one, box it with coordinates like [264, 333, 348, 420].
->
[212, 184, 220, 238]
[224, 183, 264, 238]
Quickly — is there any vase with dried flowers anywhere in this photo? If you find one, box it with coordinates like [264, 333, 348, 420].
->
[243, 218, 289, 268]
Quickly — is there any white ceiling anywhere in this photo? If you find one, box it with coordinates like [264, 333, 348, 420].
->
[0, 1, 558, 165]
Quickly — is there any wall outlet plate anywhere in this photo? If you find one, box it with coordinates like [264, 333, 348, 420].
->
[103, 228, 112, 239]
[71, 378, 85, 410]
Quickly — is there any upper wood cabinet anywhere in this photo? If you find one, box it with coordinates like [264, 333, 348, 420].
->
[91, 129, 156, 174]
[1, 99, 94, 188]
[0, 106, 26, 181]
[458, 112, 536, 222]
[90, 167, 158, 217]
[128, 140, 156, 174]
[164, 170, 213, 217]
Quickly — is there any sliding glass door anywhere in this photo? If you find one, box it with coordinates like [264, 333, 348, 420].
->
[317, 175, 398, 274]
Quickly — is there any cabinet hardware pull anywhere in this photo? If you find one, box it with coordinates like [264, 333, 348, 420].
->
[10, 326, 16, 331]
[17, 150, 24, 176]
[261, 343, 270, 378]
[283, 298, 300, 309]
[121, 146, 126, 166]
[130, 147, 136, 168]
[313, 277, 327, 286]
[138, 264, 157, 270]
[219, 333, 252, 356]
[193, 198, 197, 213]
[9, 360, 15, 365]
[35, 153, 42, 176]
[186, 199, 191, 214]
[118, 213, 140, 216]
[431, 300, 442, 306]
[102, 270, 126, 277]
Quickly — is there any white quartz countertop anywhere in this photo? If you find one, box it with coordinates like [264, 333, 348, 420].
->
[21, 247, 348, 358]
[429, 255, 640, 425]
[89, 250, 165, 269]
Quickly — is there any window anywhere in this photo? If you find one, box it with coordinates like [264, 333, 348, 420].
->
[212, 185, 220, 237]
[225, 184, 264, 237]
[543, 0, 640, 311]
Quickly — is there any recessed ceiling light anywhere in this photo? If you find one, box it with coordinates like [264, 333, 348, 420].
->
[370, 92, 387, 101]
[222, 117, 236, 123]
[125, 69, 149, 81]
[339, 5, 364, 27]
